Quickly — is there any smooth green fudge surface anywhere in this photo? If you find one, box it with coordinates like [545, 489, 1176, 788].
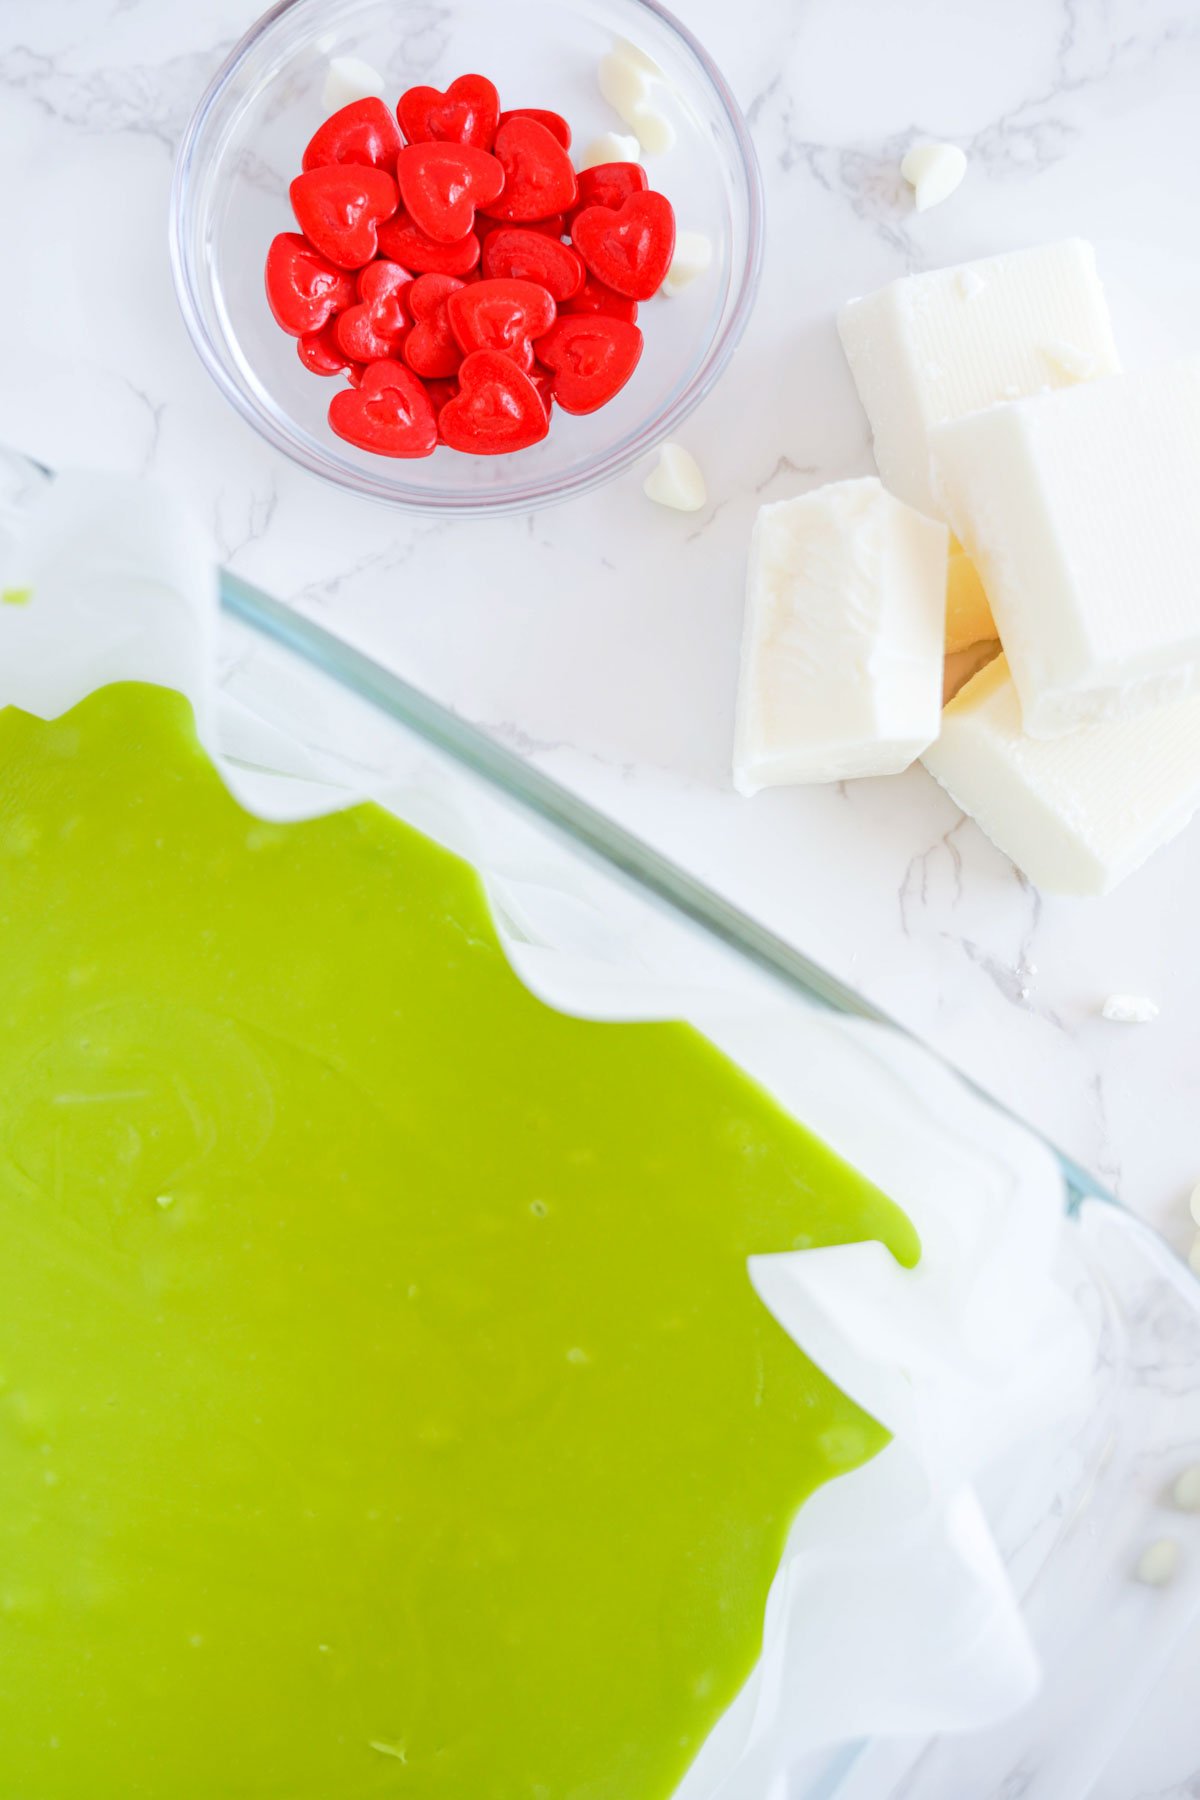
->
[0, 683, 918, 1800]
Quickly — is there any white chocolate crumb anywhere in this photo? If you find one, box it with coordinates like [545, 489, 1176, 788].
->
[613, 35, 664, 80]
[580, 132, 642, 170]
[598, 50, 651, 125]
[1135, 1537, 1181, 1587]
[663, 231, 714, 294]
[322, 55, 387, 112]
[1101, 993, 1159, 1024]
[900, 141, 967, 212]
[630, 104, 675, 156]
[643, 443, 707, 512]
[1042, 339, 1098, 382]
[1172, 1465, 1200, 1512]
[1189, 1182, 1200, 1227]
[956, 268, 985, 300]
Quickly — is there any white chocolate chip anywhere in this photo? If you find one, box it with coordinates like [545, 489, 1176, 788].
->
[322, 55, 387, 112]
[598, 50, 651, 125]
[1101, 993, 1159, 1024]
[663, 231, 714, 294]
[1042, 339, 1098, 382]
[900, 141, 968, 213]
[956, 268, 985, 300]
[1135, 1538, 1181, 1587]
[613, 35, 664, 80]
[1189, 1182, 1200, 1227]
[630, 104, 675, 156]
[580, 132, 642, 170]
[643, 444, 707, 512]
[1172, 1465, 1200, 1512]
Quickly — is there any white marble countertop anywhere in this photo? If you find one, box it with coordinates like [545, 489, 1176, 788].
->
[4, 0, 1200, 1791]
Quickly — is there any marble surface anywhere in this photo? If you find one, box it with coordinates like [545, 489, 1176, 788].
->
[3, 0, 1200, 1792]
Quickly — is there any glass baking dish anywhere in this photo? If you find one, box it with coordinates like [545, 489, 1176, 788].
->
[3, 446, 1199, 1797]
[214, 569, 1200, 1800]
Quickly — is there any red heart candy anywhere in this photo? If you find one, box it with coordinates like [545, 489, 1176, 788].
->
[265, 231, 357, 334]
[481, 228, 584, 302]
[561, 271, 639, 324]
[498, 108, 571, 150]
[438, 350, 549, 455]
[568, 160, 647, 223]
[395, 141, 505, 243]
[570, 191, 675, 300]
[335, 260, 412, 362]
[328, 359, 438, 457]
[535, 314, 643, 414]
[289, 164, 398, 269]
[446, 278, 556, 373]
[301, 98, 403, 173]
[298, 317, 354, 375]
[483, 116, 577, 223]
[397, 73, 500, 152]
[376, 209, 481, 276]
[403, 273, 466, 378]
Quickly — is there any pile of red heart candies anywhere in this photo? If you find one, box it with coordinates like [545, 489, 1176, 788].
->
[263, 74, 677, 459]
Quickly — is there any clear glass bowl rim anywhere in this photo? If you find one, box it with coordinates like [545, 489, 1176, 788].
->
[167, 0, 766, 517]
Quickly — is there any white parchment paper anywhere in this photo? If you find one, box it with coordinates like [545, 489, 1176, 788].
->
[0, 466, 1096, 1792]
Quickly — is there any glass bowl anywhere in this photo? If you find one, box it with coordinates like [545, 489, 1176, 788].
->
[169, 0, 763, 516]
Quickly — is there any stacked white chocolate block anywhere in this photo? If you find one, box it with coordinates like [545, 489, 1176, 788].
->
[922, 657, 1200, 894]
[837, 240, 1121, 520]
[734, 480, 946, 791]
[735, 237, 1200, 896]
[932, 358, 1200, 735]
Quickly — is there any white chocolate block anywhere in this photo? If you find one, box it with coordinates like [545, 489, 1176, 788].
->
[630, 103, 675, 155]
[900, 141, 967, 212]
[922, 656, 1200, 895]
[734, 478, 947, 792]
[598, 50, 651, 124]
[580, 132, 641, 169]
[1135, 1539, 1181, 1588]
[1174, 1465, 1200, 1509]
[838, 240, 1121, 519]
[613, 36, 664, 80]
[322, 56, 387, 112]
[643, 443, 706, 512]
[663, 231, 713, 295]
[1100, 994, 1159, 1024]
[931, 358, 1200, 737]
